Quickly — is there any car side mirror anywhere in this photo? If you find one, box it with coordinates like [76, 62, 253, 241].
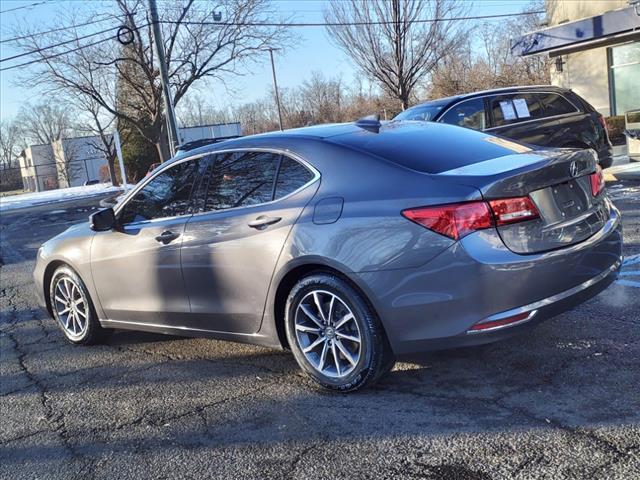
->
[90, 207, 117, 231]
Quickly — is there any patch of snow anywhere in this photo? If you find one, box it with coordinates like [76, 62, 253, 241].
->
[0, 183, 123, 212]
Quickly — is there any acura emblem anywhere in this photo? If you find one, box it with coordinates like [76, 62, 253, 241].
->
[569, 161, 579, 177]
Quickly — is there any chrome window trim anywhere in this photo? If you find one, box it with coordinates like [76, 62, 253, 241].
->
[115, 147, 320, 227]
[436, 90, 581, 131]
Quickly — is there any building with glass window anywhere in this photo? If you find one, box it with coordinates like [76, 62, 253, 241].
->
[512, 0, 639, 117]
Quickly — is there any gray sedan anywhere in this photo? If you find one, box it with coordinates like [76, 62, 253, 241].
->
[33, 121, 623, 391]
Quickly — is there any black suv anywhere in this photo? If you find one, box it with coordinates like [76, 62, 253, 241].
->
[395, 86, 613, 168]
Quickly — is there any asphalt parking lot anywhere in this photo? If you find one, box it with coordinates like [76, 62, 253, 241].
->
[1, 182, 639, 480]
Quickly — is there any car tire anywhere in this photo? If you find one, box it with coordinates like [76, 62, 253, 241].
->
[285, 272, 395, 392]
[49, 265, 109, 345]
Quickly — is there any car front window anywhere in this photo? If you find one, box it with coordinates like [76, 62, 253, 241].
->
[193, 151, 280, 213]
[119, 159, 201, 224]
[439, 98, 486, 130]
[394, 103, 445, 121]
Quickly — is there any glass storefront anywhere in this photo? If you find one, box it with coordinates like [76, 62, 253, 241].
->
[609, 41, 640, 116]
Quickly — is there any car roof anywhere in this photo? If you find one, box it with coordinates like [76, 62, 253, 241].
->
[165, 120, 532, 175]
[407, 85, 569, 110]
[168, 123, 363, 160]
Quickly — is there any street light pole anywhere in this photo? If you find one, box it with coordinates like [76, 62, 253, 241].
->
[148, 0, 180, 159]
[268, 48, 284, 131]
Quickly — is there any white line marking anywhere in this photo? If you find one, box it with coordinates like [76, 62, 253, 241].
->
[622, 254, 640, 267]
[616, 279, 640, 288]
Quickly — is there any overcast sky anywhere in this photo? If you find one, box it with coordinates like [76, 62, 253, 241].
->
[0, 0, 533, 121]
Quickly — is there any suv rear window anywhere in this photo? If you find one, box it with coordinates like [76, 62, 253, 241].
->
[537, 92, 578, 116]
[490, 93, 544, 127]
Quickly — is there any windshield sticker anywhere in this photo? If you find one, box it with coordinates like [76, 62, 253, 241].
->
[500, 101, 516, 120]
[513, 98, 531, 118]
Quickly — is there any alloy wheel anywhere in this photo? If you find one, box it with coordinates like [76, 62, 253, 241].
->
[53, 276, 88, 339]
[294, 290, 362, 378]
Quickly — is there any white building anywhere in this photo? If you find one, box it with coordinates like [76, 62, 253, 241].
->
[18, 144, 57, 193]
[52, 136, 110, 188]
[19, 135, 110, 192]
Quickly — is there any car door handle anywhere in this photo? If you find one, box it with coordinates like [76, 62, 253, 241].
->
[154, 231, 180, 244]
[248, 216, 282, 230]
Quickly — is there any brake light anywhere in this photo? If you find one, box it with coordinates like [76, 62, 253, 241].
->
[488, 197, 540, 226]
[590, 165, 605, 196]
[402, 202, 492, 240]
[598, 115, 607, 129]
[403, 196, 540, 240]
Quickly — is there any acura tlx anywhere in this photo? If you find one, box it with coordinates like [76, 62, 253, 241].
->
[34, 120, 622, 391]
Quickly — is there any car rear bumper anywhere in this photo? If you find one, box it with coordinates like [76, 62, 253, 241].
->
[353, 201, 623, 355]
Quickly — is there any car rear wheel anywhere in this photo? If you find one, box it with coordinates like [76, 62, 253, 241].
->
[50, 266, 109, 345]
[285, 273, 395, 392]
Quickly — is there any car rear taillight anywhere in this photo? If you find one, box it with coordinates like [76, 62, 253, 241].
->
[590, 165, 605, 196]
[597, 114, 607, 130]
[402, 202, 492, 240]
[402, 196, 539, 240]
[488, 197, 540, 226]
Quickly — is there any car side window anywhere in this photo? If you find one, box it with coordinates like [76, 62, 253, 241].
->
[275, 156, 314, 199]
[537, 93, 578, 117]
[439, 98, 486, 130]
[120, 159, 201, 224]
[490, 93, 545, 127]
[196, 151, 280, 212]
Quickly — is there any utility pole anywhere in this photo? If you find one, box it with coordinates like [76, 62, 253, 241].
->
[267, 48, 284, 131]
[148, 0, 179, 159]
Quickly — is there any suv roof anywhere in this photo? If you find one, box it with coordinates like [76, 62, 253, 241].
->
[413, 85, 571, 108]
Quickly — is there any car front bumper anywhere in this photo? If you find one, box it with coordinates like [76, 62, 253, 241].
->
[352, 202, 623, 355]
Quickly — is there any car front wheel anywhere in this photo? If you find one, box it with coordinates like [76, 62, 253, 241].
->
[285, 273, 395, 392]
[49, 266, 109, 345]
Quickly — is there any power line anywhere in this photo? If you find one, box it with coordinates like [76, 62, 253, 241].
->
[0, 25, 122, 63]
[162, 10, 545, 27]
[0, 32, 122, 72]
[0, 9, 544, 73]
[0, 14, 120, 44]
[0, 1, 47, 15]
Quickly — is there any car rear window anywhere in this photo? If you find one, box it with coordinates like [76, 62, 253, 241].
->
[330, 122, 531, 174]
[537, 92, 578, 116]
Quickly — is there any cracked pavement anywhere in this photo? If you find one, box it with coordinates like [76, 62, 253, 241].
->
[1, 183, 639, 479]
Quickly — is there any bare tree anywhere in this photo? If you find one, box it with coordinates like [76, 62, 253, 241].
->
[325, 0, 467, 110]
[71, 95, 120, 185]
[300, 72, 344, 124]
[430, 3, 549, 98]
[175, 70, 401, 135]
[15, 101, 74, 145]
[0, 120, 24, 191]
[10, 0, 293, 161]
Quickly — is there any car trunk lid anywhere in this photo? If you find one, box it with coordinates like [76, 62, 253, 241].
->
[437, 148, 609, 254]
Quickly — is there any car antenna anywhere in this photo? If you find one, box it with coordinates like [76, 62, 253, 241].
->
[355, 113, 381, 133]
